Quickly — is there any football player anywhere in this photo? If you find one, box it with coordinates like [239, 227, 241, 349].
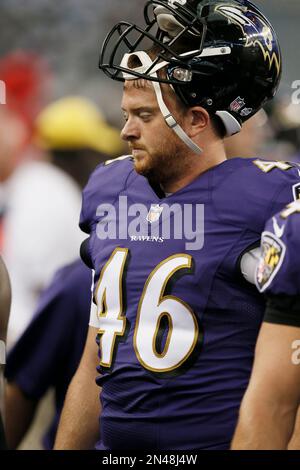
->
[0, 257, 11, 450]
[4, 259, 93, 450]
[232, 199, 300, 449]
[55, 0, 300, 450]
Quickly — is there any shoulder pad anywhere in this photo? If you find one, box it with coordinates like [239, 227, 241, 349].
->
[79, 156, 135, 233]
[212, 158, 300, 233]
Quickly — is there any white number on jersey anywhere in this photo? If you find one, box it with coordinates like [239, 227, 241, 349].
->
[95, 249, 199, 372]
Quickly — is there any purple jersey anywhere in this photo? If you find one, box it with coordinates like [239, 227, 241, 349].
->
[80, 156, 300, 450]
[256, 200, 300, 296]
[5, 259, 91, 449]
[256, 200, 300, 328]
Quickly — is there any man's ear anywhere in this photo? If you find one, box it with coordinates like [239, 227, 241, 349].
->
[187, 106, 210, 137]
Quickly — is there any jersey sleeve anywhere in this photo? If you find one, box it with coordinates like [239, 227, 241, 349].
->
[79, 156, 134, 235]
[213, 158, 300, 235]
[211, 158, 300, 284]
[79, 156, 134, 272]
[263, 295, 300, 327]
[256, 201, 300, 327]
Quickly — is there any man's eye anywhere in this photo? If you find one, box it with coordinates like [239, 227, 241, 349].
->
[140, 113, 151, 121]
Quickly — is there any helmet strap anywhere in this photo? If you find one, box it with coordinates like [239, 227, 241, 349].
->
[215, 110, 241, 136]
[121, 51, 202, 155]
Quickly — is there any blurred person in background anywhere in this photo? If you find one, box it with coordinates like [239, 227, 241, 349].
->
[0, 67, 123, 346]
[4, 259, 95, 450]
[35, 96, 124, 188]
[3, 95, 122, 449]
[0, 257, 11, 450]
[225, 109, 271, 159]
[0, 51, 51, 347]
[270, 99, 300, 162]
[0, 51, 50, 227]
[225, 102, 300, 163]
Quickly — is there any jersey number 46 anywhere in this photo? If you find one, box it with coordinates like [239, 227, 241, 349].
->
[94, 248, 199, 373]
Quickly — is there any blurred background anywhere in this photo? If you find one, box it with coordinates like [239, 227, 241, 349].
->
[0, 0, 300, 451]
[0, 0, 299, 124]
[1, 0, 300, 153]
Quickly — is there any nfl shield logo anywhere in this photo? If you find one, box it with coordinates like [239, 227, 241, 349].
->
[146, 204, 163, 224]
[230, 96, 245, 113]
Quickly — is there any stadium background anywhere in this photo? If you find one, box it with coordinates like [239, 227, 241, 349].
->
[0, 0, 300, 450]
[0, 0, 299, 126]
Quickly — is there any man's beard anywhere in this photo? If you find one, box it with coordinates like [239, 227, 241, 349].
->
[132, 137, 190, 188]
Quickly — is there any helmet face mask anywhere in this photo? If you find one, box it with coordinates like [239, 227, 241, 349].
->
[99, 1, 214, 85]
[99, 0, 282, 135]
[99, 14, 205, 85]
[145, 0, 205, 39]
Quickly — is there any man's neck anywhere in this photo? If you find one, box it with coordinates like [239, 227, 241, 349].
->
[162, 141, 227, 194]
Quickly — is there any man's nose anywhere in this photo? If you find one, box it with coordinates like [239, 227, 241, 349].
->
[121, 117, 140, 142]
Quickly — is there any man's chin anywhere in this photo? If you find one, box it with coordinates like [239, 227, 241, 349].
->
[133, 157, 150, 176]
[134, 163, 149, 176]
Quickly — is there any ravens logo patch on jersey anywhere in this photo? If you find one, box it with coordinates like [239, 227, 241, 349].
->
[256, 232, 286, 293]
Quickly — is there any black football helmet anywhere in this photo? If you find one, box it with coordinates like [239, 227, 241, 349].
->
[99, 0, 281, 137]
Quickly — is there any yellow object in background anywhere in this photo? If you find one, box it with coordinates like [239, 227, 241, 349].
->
[35, 96, 123, 156]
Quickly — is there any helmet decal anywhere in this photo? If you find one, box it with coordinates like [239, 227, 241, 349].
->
[215, 3, 281, 78]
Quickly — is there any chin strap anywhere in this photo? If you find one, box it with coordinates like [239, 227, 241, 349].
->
[120, 51, 203, 155]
